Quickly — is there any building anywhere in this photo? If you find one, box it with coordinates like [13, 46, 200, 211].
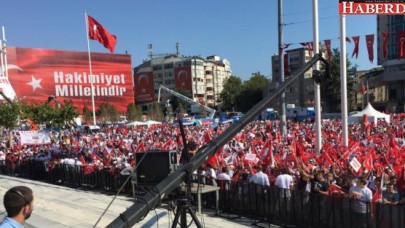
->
[264, 47, 317, 111]
[133, 54, 231, 112]
[376, 15, 405, 112]
[354, 67, 389, 112]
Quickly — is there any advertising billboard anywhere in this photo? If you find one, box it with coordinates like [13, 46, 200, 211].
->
[2, 47, 134, 112]
[134, 72, 155, 103]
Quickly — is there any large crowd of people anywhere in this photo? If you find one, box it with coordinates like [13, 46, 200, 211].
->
[1, 114, 405, 208]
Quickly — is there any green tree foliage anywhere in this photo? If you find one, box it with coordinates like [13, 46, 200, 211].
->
[82, 105, 93, 125]
[0, 99, 79, 129]
[321, 48, 357, 112]
[169, 88, 189, 114]
[199, 104, 208, 118]
[127, 103, 143, 121]
[236, 72, 269, 113]
[218, 76, 242, 111]
[0, 102, 19, 129]
[97, 102, 119, 123]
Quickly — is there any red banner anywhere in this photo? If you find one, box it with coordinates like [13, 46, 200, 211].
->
[365, 34, 374, 63]
[174, 66, 192, 95]
[5, 47, 134, 112]
[134, 72, 154, 103]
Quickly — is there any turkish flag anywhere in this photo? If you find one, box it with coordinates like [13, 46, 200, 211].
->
[87, 15, 117, 53]
[361, 83, 367, 94]
[351, 36, 360, 59]
[324, 40, 332, 62]
[300, 42, 313, 56]
[363, 152, 373, 171]
[365, 34, 374, 63]
[382, 32, 389, 60]
[397, 31, 405, 59]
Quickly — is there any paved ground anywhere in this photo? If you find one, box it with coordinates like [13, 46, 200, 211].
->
[0, 175, 274, 228]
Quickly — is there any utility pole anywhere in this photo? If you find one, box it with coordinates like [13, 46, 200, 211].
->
[278, 0, 287, 136]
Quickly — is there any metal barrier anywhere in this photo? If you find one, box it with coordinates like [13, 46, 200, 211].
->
[0, 159, 133, 194]
[214, 180, 405, 228]
[1, 162, 404, 227]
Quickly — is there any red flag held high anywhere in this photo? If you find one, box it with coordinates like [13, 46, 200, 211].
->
[361, 83, 367, 95]
[87, 15, 117, 53]
[365, 34, 374, 63]
[397, 31, 405, 59]
[324, 39, 332, 62]
[352, 36, 360, 58]
[382, 32, 389, 60]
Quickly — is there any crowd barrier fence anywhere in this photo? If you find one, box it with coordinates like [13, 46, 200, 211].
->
[1, 160, 404, 227]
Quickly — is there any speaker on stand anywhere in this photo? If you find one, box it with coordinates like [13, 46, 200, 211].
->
[131, 150, 178, 197]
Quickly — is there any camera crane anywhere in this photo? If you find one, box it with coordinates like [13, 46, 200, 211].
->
[107, 54, 330, 228]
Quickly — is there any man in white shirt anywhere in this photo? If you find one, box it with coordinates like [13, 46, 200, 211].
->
[275, 168, 294, 197]
[217, 167, 231, 181]
[349, 177, 373, 228]
[249, 165, 270, 186]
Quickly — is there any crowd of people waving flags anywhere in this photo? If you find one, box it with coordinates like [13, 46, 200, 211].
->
[1, 113, 405, 207]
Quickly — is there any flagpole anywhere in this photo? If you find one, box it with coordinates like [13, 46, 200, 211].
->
[340, 15, 349, 147]
[85, 12, 97, 126]
[312, 0, 322, 155]
[366, 78, 369, 104]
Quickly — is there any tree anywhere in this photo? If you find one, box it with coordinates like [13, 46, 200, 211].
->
[236, 72, 269, 113]
[321, 48, 357, 112]
[97, 102, 119, 123]
[218, 76, 242, 111]
[0, 102, 19, 129]
[82, 105, 93, 125]
[168, 88, 189, 114]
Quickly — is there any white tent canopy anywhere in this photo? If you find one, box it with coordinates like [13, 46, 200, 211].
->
[348, 103, 390, 124]
[145, 120, 162, 126]
[126, 121, 147, 126]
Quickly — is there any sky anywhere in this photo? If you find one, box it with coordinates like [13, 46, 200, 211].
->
[0, 0, 377, 81]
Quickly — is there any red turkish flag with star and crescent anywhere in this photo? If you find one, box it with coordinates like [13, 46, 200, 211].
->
[351, 36, 360, 59]
[397, 31, 405, 59]
[4, 47, 134, 112]
[382, 32, 389, 60]
[87, 15, 117, 53]
[365, 34, 374, 63]
[174, 66, 192, 96]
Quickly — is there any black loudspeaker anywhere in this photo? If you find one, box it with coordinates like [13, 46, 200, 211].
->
[134, 150, 178, 186]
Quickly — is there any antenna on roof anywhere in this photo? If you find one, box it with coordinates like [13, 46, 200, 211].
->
[176, 42, 180, 56]
[148, 44, 153, 60]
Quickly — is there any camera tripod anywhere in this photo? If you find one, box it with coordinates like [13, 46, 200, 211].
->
[171, 117, 203, 228]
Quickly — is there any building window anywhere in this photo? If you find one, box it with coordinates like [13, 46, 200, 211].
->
[164, 63, 174, 69]
[153, 65, 162, 71]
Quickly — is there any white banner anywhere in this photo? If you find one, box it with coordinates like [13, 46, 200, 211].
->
[19, 130, 51, 145]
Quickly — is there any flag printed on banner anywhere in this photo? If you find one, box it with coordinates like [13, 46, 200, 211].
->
[87, 15, 117, 53]
[397, 31, 405, 59]
[350, 157, 362, 173]
[382, 32, 389, 60]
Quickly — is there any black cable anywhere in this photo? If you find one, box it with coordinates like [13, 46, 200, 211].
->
[92, 150, 151, 228]
[136, 197, 150, 221]
[153, 208, 159, 228]
[284, 15, 338, 26]
[283, 6, 335, 16]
